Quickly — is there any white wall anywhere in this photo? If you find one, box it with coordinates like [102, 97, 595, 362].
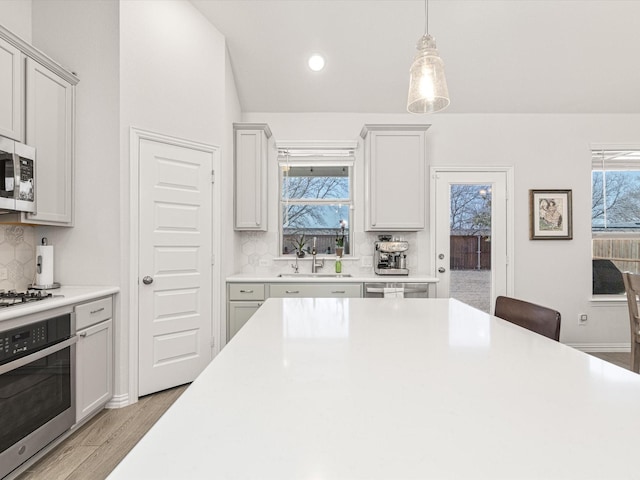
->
[0, 0, 32, 42]
[242, 112, 640, 348]
[119, 0, 233, 400]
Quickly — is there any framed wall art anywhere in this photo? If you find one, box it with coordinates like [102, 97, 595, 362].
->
[529, 189, 573, 240]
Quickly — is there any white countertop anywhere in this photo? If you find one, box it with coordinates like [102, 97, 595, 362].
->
[110, 297, 640, 479]
[227, 273, 439, 283]
[0, 285, 119, 323]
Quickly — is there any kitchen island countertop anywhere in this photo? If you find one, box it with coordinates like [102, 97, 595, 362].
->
[109, 297, 640, 479]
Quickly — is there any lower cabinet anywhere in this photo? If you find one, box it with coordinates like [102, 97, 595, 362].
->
[75, 297, 114, 424]
[226, 282, 363, 342]
[228, 301, 263, 340]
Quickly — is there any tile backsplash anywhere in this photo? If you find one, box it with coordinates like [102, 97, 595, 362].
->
[0, 225, 36, 291]
[238, 230, 419, 276]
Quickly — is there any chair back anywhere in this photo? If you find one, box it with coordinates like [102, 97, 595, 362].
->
[494, 296, 561, 341]
[622, 272, 640, 372]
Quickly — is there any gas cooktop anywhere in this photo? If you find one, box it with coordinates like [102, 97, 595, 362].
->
[0, 290, 53, 308]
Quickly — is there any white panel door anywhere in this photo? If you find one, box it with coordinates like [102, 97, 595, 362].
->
[0, 37, 22, 141]
[432, 169, 511, 313]
[138, 138, 213, 396]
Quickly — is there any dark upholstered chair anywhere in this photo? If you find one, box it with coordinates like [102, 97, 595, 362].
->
[494, 296, 561, 341]
[622, 272, 640, 373]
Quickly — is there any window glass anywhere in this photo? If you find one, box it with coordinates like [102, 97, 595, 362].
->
[592, 149, 640, 295]
[280, 152, 353, 257]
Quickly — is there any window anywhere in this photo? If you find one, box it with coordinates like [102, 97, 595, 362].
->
[592, 148, 640, 295]
[279, 147, 354, 257]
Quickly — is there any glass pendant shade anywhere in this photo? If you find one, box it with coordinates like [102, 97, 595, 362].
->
[407, 34, 450, 113]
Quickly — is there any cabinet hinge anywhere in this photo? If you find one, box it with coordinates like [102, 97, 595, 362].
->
[211, 170, 215, 184]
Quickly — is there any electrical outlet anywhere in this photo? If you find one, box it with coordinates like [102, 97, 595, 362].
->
[579, 313, 588, 325]
[361, 256, 373, 268]
[0, 268, 7, 280]
[258, 259, 270, 267]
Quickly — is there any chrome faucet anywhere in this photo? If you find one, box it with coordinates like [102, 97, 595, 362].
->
[291, 256, 299, 273]
[311, 237, 324, 273]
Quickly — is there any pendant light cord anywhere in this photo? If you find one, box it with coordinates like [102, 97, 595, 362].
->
[424, 0, 429, 35]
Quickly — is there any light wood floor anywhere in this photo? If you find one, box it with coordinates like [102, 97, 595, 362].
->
[11, 352, 635, 480]
[15, 384, 188, 480]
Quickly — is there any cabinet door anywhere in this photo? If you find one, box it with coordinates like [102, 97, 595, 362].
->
[363, 126, 428, 231]
[234, 124, 271, 231]
[76, 318, 113, 423]
[0, 37, 22, 141]
[25, 57, 74, 225]
[269, 283, 362, 298]
[228, 301, 262, 341]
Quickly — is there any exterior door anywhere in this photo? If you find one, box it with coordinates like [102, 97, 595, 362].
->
[138, 137, 214, 396]
[431, 169, 512, 313]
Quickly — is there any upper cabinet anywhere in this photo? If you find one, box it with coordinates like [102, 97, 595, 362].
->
[234, 123, 272, 231]
[360, 124, 430, 231]
[0, 36, 22, 141]
[0, 25, 78, 227]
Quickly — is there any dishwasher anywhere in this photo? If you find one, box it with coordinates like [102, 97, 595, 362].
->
[364, 282, 431, 298]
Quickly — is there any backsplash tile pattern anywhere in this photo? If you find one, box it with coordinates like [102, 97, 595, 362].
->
[0, 226, 36, 291]
[238, 231, 418, 276]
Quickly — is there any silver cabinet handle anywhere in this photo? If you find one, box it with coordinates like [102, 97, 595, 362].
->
[240, 289, 254, 293]
[285, 290, 299, 294]
[79, 332, 87, 338]
[438, 267, 446, 273]
[142, 276, 154, 285]
[331, 290, 346, 294]
[90, 307, 105, 315]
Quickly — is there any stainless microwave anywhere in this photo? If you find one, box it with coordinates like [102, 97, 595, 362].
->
[0, 136, 36, 213]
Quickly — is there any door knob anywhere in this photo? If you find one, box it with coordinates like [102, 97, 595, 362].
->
[438, 267, 446, 273]
[142, 276, 154, 285]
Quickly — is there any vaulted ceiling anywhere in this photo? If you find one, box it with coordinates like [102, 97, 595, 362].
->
[191, 0, 640, 114]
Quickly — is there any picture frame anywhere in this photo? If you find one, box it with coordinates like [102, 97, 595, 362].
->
[529, 189, 573, 240]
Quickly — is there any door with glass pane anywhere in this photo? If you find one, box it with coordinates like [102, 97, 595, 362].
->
[432, 169, 511, 313]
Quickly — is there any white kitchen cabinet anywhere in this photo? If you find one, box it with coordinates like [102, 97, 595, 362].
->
[227, 283, 266, 341]
[228, 301, 263, 340]
[0, 25, 78, 227]
[0, 36, 22, 141]
[75, 297, 113, 424]
[24, 57, 75, 225]
[234, 123, 272, 231]
[269, 283, 362, 298]
[360, 124, 430, 231]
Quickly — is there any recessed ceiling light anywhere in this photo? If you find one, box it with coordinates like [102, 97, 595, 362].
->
[308, 54, 325, 72]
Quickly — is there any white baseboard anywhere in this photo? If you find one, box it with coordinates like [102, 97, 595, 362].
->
[106, 393, 131, 409]
[566, 342, 630, 353]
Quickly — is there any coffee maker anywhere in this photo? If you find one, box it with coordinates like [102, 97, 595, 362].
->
[374, 235, 409, 275]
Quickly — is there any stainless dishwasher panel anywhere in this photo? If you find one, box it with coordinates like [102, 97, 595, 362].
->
[364, 282, 430, 298]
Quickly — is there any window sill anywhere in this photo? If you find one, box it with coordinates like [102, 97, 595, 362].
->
[590, 295, 627, 307]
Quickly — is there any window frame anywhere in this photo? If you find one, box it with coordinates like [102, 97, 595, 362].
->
[278, 153, 355, 258]
[591, 146, 640, 296]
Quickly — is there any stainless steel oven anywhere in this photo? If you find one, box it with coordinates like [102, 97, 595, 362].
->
[0, 309, 76, 479]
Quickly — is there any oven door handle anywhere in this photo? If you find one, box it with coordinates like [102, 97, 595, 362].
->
[0, 335, 77, 375]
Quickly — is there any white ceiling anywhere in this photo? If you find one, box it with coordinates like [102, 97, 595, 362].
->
[190, 0, 640, 114]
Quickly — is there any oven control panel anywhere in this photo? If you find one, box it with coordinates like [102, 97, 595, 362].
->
[0, 315, 71, 364]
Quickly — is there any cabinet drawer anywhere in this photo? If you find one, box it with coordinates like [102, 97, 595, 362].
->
[228, 283, 265, 301]
[75, 297, 113, 330]
[269, 283, 361, 298]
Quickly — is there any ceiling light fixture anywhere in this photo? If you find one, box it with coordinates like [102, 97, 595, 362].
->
[407, 0, 450, 113]
[308, 54, 325, 72]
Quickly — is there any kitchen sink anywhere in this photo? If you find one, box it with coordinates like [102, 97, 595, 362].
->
[277, 273, 353, 278]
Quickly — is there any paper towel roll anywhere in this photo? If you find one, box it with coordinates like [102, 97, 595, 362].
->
[35, 245, 54, 286]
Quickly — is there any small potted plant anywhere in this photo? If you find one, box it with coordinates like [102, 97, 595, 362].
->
[292, 234, 307, 258]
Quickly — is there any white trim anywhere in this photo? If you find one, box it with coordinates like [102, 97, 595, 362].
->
[567, 343, 631, 353]
[429, 166, 515, 300]
[129, 127, 220, 405]
[105, 393, 130, 409]
[276, 140, 358, 151]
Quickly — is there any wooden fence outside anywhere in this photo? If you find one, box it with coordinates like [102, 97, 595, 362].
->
[450, 235, 491, 270]
[593, 238, 640, 274]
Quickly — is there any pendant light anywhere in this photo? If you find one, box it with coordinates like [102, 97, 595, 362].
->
[407, 0, 450, 113]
